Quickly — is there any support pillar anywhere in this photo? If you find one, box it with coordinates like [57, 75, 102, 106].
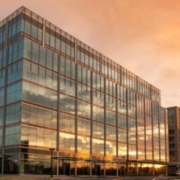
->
[103, 164, 106, 177]
[1, 155, 4, 175]
[56, 152, 59, 175]
[116, 163, 119, 176]
[152, 164, 155, 176]
[136, 163, 138, 176]
[75, 161, 77, 176]
[90, 161, 92, 176]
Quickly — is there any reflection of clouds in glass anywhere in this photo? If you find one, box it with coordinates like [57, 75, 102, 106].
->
[21, 126, 56, 148]
[92, 73, 104, 91]
[128, 131, 136, 144]
[78, 118, 90, 136]
[93, 122, 104, 138]
[117, 86, 126, 101]
[77, 100, 91, 119]
[106, 80, 116, 96]
[118, 129, 126, 143]
[137, 123, 144, 133]
[43, 88, 57, 100]
[118, 143, 127, 156]
[60, 132, 75, 151]
[128, 105, 136, 118]
[106, 141, 116, 155]
[138, 147, 145, 160]
[129, 150, 136, 156]
[128, 145, 137, 158]
[93, 90, 104, 105]
[78, 84, 91, 102]
[60, 95, 75, 114]
[154, 149, 160, 160]
[60, 79, 75, 96]
[78, 136, 90, 143]
[106, 110, 116, 126]
[145, 125, 152, 136]
[118, 114, 126, 129]
[93, 106, 104, 122]
[60, 113, 75, 133]
[92, 138, 104, 154]
[128, 117, 136, 131]
[118, 101, 127, 115]
[138, 135, 145, 141]
[128, 90, 136, 105]
[77, 136, 90, 152]
[153, 127, 159, 137]
[106, 126, 116, 141]
[23, 82, 58, 109]
[160, 150, 166, 161]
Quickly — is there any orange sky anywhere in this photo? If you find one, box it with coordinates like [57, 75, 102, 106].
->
[1, 0, 180, 108]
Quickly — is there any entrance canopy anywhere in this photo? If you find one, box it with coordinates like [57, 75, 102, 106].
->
[52, 156, 113, 164]
[52, 156, 168, 165]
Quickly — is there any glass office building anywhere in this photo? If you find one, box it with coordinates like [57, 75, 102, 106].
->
[0, 6, 168, 175]
[167, 107, 180, 175]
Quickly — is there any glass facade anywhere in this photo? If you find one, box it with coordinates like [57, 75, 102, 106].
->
[0, 6, 168, 176]
[167, 107, 180, 175]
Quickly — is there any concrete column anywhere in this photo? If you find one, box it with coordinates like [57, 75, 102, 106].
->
[152, 164, 155, 175]
[116, 163, 119, 176]
[136, 163, 138, 176]
[103, 164, 106, 177]
[1, 154, 4, 175]
[90, 161, 92, 176]
[75, 161, 77, 176]
[56, 152, 59, 175]
[166, 165, 168, 176]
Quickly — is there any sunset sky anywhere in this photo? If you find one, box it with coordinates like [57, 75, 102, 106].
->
[1, 0, 180, 108]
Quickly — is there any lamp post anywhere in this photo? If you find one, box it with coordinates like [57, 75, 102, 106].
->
[49, 148, 55, 178]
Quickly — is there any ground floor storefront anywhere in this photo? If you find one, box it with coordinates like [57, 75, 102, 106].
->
[0, 157, 167, 176]
[0, 148, 167, 176]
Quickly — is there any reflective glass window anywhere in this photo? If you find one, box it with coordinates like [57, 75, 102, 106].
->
[60, 76, 75, 97]
[59, 113, 75, 133]
[106, 125, 116, 141]
[77, 100, 91, 119]
[93, 122, 104, 139]
[92, 105, 104, 123]
[0, 88, 4, 107]
[59, 132, 75, 151]
[59, 94, 75, 114]
[78, 83, 91, 102]
[118, 114, 127, 129]
[6, 103, 21, 125]
[118, 128, 127, 143]
[93, 90, 104, 106]
[5, 125, 20, 145]
[92, 138, 104, 155]
[106, 110, 116, 126]
[77, 118, 90, 136]
[0, 108, 4, 126]
[77, 135, 90, 153]
[106, 141, 116, 156]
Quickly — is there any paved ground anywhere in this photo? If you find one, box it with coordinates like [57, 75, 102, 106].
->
[0, 176, 52, 180]
[0, 176, 179, 180]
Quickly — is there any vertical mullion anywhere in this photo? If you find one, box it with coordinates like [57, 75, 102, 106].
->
[2, 17, 9, 175]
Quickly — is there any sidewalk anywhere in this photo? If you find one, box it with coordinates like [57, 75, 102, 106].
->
[0, 175, 55, 180]
[0, 175, 122, 180]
